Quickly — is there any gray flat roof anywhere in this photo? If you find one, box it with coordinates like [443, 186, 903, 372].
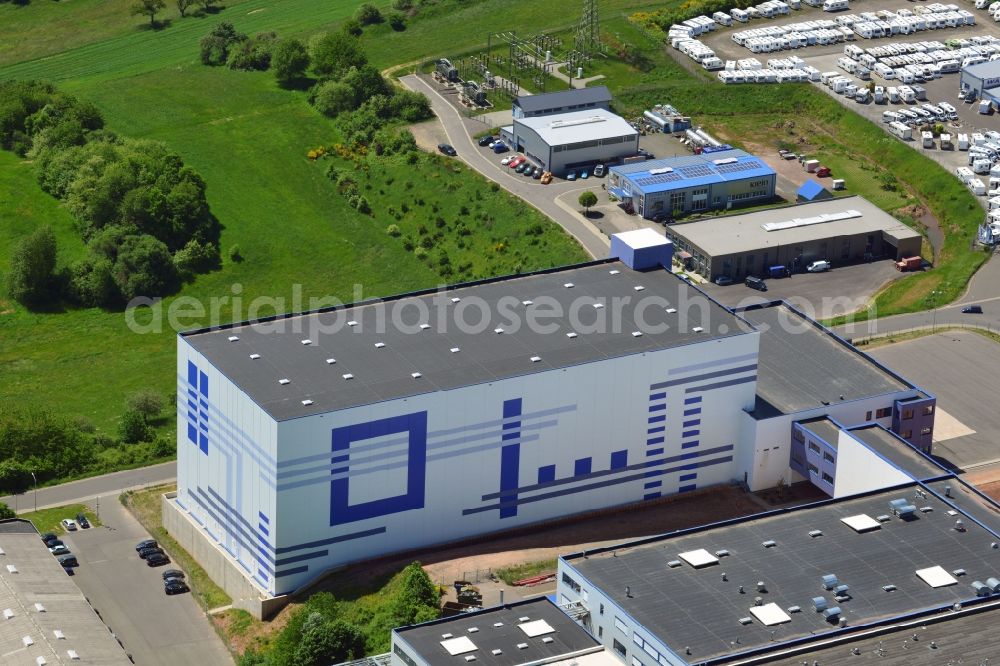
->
[516, 109, 637, 146]
[514, 86, 611, 114]
[799, 417, 842, 446]
[182, 261, 749, 421]
[565, 484, 1000, 663]
[737, 303, 911, 417]
[845, 425, 945, 481]
[761, 604, 1000, 665]
[394, 598, 604, 666]
[667, 196, 921, 257]
[0, 520, 131, 666]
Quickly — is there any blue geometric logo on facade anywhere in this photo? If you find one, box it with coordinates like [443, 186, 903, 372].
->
[330, 411, 427, 526]
[186, 361, 209, 454]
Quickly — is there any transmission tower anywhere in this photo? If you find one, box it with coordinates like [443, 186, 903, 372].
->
[574, 0, 601, 62]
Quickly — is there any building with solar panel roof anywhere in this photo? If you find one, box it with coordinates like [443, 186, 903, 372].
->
[608, 149, 776, 219]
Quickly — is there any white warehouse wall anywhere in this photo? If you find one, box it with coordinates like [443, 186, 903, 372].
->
[832, 430, 913, 499]
[267, 332, 759, 594]
[744, 393, 917, 492]
[176, 336, 279, 594]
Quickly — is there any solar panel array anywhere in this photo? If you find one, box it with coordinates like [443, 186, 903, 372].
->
[635, 172, 684, 187]
[678, 164, 714, 178]
[716, 160, 764, 174]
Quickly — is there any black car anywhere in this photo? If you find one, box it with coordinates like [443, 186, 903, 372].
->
[135, 539, 157, 553]
[146, 552, 170, 567]
[47, 539, 64, 549]
[40, 533, 58, 545]
[63, 566, 75, 576]
[745, 276, 768, 292]
[164, 579, 189, 595]
[138, 546, 164, 560]
[962, 305, 983, 314]
[76, 513, 91, 529]
[58, 554, 79, 567]
[437, 143, 456, 156]
[162, 569, 186, 581]
[477, 135, 495, 147]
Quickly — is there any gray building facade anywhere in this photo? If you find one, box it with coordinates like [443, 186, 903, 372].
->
[511, 109, 639, 176]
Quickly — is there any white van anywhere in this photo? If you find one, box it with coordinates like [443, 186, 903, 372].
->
[807, 260, 831, 272]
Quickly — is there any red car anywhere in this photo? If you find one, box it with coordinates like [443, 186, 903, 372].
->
[508, 156, 525, 169]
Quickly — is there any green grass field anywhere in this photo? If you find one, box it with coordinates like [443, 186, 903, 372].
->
[20, 504, 101, 536]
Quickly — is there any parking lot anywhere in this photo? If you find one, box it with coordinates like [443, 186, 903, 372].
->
[700, 258, 903, 318]
[701, 0, 1000, 193]
[60, 496, 232, 665]
[868, 329, 1000, 471]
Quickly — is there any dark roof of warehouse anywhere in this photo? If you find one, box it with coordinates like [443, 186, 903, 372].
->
[564, 484, 1000, 664]
[761, 604, 1000, 665]
[845, 424, 946, 481]
[513, 86, 611, 114]
[181, 260, 749, 420]
[736, 303, 913, 417]
[393, 598, 602, 666]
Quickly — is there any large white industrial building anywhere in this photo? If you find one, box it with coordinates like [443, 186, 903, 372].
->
[169, 230, 934, 617]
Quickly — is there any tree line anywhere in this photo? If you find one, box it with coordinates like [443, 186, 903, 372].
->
[1, 80, 220, 310]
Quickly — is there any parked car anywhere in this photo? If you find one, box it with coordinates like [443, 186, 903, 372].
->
[478, 135, 495, 147]
[57, 554, 78, 567]
[566, 171, 577, 181]
[745, 276, 768, 291]
[540, 172, 553, 184]
[138, 546, 165, 560]
[508, 156, 525, 169]
[962, 304, 983, 314]
[146, 552, 170, 567]
[63, 566, 75, 576]
[60, 519, 77, 531]
[164, 579, 189, 595]
[532, 168, 542, 180]
[806, 260, 831, 273]
[76, 513, 90, 529]
[437, 143, 457, 156]
[135, 539, 157, 553]
[594, 164, 605, 177]
[49, 545, 70, 556]
[162, 569, 186, 581]
[579, 169, 589, 179]
[40, 533, 58, 545]
[47, 539, 64, 549]
[501, 155, 514, 166]
[714, 275, 734, 286]
[515, 162, 529, 173]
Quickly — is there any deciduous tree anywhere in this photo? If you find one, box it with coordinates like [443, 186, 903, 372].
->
[578, 190, 598, 215]
[131, 0, 166, 26]
[272, 38, 310, 87]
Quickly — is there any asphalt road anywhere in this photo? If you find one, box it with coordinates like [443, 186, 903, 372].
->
[400, 74, 611, 259]
[869, 330, 1000, 471]
[835, 251, 1000, 340]
[62, 495, 233, 666]
[1, 461, 176, 514]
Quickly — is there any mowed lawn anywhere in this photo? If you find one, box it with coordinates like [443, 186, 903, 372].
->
[0, 0, 590, 436]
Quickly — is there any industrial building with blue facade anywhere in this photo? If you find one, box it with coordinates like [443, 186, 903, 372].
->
[167, 229, 936, 619]
[960, 59, 1000, 109]
[608, 149, 777, 219]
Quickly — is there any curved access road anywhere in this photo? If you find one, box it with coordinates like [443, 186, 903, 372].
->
[400, 74, 610, 259]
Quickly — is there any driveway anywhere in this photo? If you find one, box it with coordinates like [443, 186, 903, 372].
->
[61, 495, 233, 666]
[400, 74, 610, 258]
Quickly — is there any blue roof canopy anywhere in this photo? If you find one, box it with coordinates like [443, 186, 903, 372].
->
[797, 179, 829, 201]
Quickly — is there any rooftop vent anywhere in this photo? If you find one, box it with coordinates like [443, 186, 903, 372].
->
[491, 650, 502, 656]
[34, 603, 45, 612]
[542, 637, 554, 644]
[493, 623, 503, 628]
[3, 609, 13, 620]
[250, 354, 261, 360]
[973, 581, 992, 597]
[762, 540, 776, 548]
[566, 332, 578, 339]
[451, 297, 461, 304]
[667, 560, 683, 568]
[468, 627, 478, 633]
[692, 326, 704, 333]
[6, 565, 17, 574]
[36, 657, 45, 666]
[812, 597, 827, 612]
[67, 652, 79, 662]
[523, 300, 533, 306]
[715, 549, 730, 557]
[420, 324, 431, 330]
[738, 617, 753, 625]
[876, 514, 891, 523]
[342, 374, 354, 380]
[494, 328, 504, 334]
[278, 378, 290, 385]
[374, 342, 385, 349]
[411, 372, 422, 379]
[517, 643, 529, 650]
[530, 356, 542, 363]
[882, 584, 897, 592]
[787, 606, 801, 613]
[301, 400, 313, 406]
[809, 530, 823, 538]
[23, 636, 33, 647]
[919, 506, 933, 513]
[301, 339, 312, 345]
[228, 336, 239, 342]
[592, 302, 604, 309]
[451, 347, 460, 353]
[632, 331, 643, 338]
[326, 358, 336, 364]
[53, 630, 64, 640]
[518, 617, 531, 622]
[609, 269, 621, 275]
[347, 320, 358, 327]
[464, 656, 476, 662]
[821, 574, 839, 590]
[666, 308, 677, 314]
[954, 569, 967, 577]
[634, 285, 645, 292]
[564, 283, 575, 288]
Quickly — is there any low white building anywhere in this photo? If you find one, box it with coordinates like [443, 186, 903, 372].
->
[506, 109, 639, 176]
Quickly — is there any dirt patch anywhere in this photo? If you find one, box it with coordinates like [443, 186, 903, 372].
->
[978, 480, 1000, 502]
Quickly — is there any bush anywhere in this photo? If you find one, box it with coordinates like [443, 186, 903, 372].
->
[391, 0, 413, 9]
[173, 239, 219, 278]
[386, 224, 401, 237]
[0, 502, 15, 521]
[6, 225, 58, 307]
[312, 81, 355, 118]
[388, 12, 406, 30]
[200, 22, 247, 66]
[272, 38, 310, 87]
[119, 409, 151, 444]
[69, 256, 120, 308]
[354, 2, 383, 25]
[227, 32, 277, 71]
[341, 18, 363, 36]
[126, 390, 164, 420]
[310, 32, 367, 81]
[113, 235, 180, 302]
[228, 244, 243, 262]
